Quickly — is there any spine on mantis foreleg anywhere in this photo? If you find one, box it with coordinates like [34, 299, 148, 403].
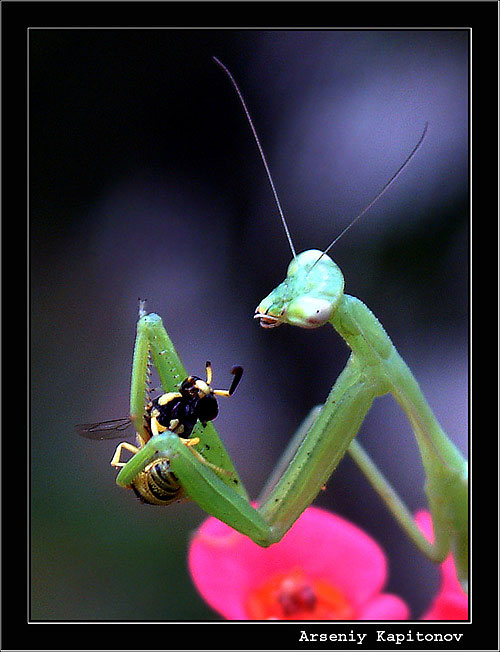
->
[129, 316, 154, 440]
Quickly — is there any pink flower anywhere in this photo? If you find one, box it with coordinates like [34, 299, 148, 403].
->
[188, 506, 409, 620]
[415, 510, 468, 620]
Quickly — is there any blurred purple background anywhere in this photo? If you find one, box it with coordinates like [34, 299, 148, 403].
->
[31, 29, 468, 620]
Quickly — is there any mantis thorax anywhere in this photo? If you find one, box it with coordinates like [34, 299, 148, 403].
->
[255, 250, 344, 329]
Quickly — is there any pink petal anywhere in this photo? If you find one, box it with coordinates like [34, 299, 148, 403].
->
[189, 506, 389, 619]
[188, 518, 257, 619]
[415, 509, 468, 620]
[415, 510, 434, 541]
[421, 590, 468, 620]
[357, 593, 410, 620]
[415, 510, 466, 595]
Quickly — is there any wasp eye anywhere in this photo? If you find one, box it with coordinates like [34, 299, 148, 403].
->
[196, 395, 219, 424]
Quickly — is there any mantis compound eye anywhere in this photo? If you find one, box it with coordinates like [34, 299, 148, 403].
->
[285, 296, 334, 328]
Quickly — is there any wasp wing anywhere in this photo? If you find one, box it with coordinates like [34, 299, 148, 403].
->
[76, 417, 133, 440]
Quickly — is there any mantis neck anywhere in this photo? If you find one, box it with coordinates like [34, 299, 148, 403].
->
[331, 293, 467, 475]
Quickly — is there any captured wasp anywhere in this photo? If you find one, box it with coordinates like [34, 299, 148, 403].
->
[77, 362, 243, 505]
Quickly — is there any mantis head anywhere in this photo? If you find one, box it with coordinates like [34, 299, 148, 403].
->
[255, 250, 344, 329]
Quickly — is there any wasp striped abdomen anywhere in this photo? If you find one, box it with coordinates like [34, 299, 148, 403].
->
[131, 458, 184, 506]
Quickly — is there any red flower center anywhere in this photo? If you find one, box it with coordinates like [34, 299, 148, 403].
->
[245, 568, 356, 620]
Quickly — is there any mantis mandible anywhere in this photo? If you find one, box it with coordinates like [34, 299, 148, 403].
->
[81, 59, 468, 593]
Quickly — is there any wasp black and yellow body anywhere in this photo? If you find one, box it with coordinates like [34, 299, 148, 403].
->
[130, 364, 242, 505]
[144, 368, 237, 439]
[77, 360, 244, 506]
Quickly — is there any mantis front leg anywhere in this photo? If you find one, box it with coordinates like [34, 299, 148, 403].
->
[126, 309, 250, 501]
[115, 309, 413, 549]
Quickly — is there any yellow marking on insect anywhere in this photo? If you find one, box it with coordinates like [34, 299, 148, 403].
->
[194, 379, 210, 396]
[183, 438, 235, 478]
[205, 361, 214, 385]
[213, 389, 231, 397]
[182, 436, 200, 447]
[169, 419, 185, 435]
[158, 392, 181, 406]
[110, 442, 140, 467]
[150, 417, 161, 437]
[135, 433, 147, 448]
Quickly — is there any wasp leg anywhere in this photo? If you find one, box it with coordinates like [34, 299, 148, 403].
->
[150, 415, 161, 437]
[181, 436, 200, 447]
[180, 437, 234, 478]
[111, 442, 140, 467]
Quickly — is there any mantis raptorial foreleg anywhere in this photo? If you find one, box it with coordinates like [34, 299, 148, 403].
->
[125, 310, 250, 502]
[260, 402, 449, 563]
[112, 309, 401, 548]
[113, 300, 466, 571]
[115, 428, 272, 545]
[99, 306, 385, 540]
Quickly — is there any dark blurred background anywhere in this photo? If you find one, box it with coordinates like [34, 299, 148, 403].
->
[30, 29, 468, 621]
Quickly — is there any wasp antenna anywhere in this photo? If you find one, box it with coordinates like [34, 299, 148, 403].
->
[205, 361, 213, 386]
[213, 56, 297, 260]
[212, 365, 244, 397]
[228, 366, 243, 396]
[308, 122, 429, 274]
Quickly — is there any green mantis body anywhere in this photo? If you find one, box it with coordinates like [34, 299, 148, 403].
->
[93, 59, 467, 593]
[112, 275, 467, 589]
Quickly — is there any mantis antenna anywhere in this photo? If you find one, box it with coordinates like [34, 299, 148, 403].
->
[308, 121, 429, 273]
[214, 56, 428, 275]
[213, 56, 297, 261]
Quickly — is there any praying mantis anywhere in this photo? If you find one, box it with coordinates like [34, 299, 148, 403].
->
[80, 59, 468, 593]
